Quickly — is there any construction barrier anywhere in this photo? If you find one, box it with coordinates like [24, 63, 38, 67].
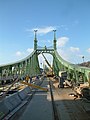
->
[18, 89, 28, 100]
[24, 87, 31, 94]
[0, 101, 9, 120]
[0, 86, 32, 119]
[4, 92, 22, 111]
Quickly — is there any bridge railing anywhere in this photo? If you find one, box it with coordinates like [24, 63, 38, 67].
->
[0, 50, 41, 81]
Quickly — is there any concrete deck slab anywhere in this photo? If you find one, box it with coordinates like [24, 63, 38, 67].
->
[17, 78, 53, 120]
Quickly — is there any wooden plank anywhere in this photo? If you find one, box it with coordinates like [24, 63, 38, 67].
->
[21, 81, 48, 92]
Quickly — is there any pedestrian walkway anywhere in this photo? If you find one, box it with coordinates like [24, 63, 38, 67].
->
[17, 78, 53, 120]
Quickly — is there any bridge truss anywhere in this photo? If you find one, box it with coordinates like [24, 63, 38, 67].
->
[0, 30, 90, 86]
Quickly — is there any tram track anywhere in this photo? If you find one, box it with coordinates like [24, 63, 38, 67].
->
[49, 79, 60, 120]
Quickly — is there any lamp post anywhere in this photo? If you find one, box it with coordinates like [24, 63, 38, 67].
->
[82, 56, 84, 63]
[40, 63, 42, 68]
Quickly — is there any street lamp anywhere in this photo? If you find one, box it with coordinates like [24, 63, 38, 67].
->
[82, 56, 84, 63]
[40, 63, 42, 68]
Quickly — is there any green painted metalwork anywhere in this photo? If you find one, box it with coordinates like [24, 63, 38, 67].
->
[34, 30, 38, 50]
[0, 31, 90, 85]
[54, 50, 90, 83]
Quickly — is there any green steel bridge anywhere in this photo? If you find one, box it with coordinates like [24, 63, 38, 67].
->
[0, 30, 90, 86]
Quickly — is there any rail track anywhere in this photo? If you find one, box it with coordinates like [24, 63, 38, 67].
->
[49, 79, 60, 120]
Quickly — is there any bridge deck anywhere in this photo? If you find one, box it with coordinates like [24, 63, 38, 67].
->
[10, 78, 53, 120]
[10, 78, 90, 120]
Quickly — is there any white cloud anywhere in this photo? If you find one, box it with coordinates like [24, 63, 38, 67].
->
[15, 48, 33, 58]
[37, 26, 55, 34]
[27, 48, 33, 53]
[57, 49, 70, 61]
[57, 37, 69, 47]
[70, 47, 80, 52]
[16, 51, 22, 56]
[87, 48, 90, 53]
[27, 26, 56, 35]
[57, 48, 83, 64]
[77, 54, 84, 58]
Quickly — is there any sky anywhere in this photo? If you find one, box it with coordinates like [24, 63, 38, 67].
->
[0, 0, 90, 67]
